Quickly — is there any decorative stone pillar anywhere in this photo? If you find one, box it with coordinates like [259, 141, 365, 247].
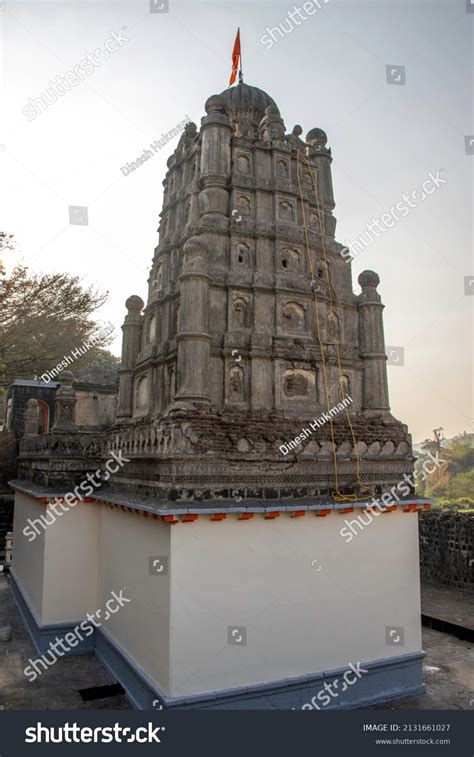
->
[175, 236, 211, 407]
[116, 295, 144, 423]
[199, 95, 232, 224]
[52, 371, 77, 432]
[357, 270, 390, 413]
[306, 128, 335, 214]
[23, 399, 39, 436]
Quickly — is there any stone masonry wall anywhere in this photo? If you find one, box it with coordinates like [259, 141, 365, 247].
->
[419, 509, 473, 590]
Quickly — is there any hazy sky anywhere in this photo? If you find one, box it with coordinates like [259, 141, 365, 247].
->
[1, 0, 472, 442]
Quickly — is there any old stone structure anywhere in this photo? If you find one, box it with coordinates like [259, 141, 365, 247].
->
[10, 82, 427, 712]
[4, 377, 117, 442]
[102, 82, 412, 501]
[17, 83, 413, 499]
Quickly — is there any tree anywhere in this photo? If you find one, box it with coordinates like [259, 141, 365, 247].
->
[444, 470, 474, 501]
[416, 434, 474, 501]
[419, 427, 444, 457]
[0, 232, 15, 251]
[76, 349, 121, 385]
[0, 264, 116, 392]
[0, 236, 16, 392]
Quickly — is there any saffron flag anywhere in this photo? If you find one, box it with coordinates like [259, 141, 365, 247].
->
[229, 28, 241, 86]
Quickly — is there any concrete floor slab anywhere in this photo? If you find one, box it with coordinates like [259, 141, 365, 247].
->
[421, 582, 474, 632]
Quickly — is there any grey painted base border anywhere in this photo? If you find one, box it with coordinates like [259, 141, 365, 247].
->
[97, 627, 426, 710]
[9, 569, 95, 656]
[9, 570, 425, 710]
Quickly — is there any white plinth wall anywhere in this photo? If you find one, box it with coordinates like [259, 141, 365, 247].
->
[10, 488, 425, 709]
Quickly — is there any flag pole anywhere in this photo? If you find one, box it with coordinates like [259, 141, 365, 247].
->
[238, 29, 243, 83]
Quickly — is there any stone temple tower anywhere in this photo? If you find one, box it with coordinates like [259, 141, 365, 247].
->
[111, 82, 413, 502]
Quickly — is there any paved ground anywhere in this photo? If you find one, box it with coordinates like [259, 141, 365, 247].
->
[421, 581, 474, 632]
[368, 627, 474, 710]
[0, 573, 472, 710]
[0, 574, 130, 710]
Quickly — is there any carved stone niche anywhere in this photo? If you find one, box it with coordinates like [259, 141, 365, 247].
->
[327, 311, 340, 342]
[283, 371, 308, 398]
[280, 367, 317, 404]
[276, 158, 289, 178]
[236, 154, 251, 174]
[233, 241, 252, 268]
[237, 194, 251, 218]
[231, 296, 250, 329]
[134, 374, 149, 414]
[227, 363, 245, 403]
[280, 246, 301, 273]
[281, 301, 306, 334]
[278, 200, 295, 222]
[338, 373, 350, 400]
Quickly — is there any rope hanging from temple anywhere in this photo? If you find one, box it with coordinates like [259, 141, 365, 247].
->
[296, 149, 375, 503]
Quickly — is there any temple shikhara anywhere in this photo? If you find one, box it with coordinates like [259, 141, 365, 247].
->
[10, 81, 427, 710]
[109, 82, 413, 501]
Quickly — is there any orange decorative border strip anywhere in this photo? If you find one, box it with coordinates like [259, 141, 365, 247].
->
[9, 483, 432, 524]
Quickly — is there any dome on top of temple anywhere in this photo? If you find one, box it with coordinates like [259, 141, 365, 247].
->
[218, 82, 278, 120]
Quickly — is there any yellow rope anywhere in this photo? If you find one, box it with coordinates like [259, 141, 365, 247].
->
[296, 149, 375, 502]
[296, 151, 341, 496]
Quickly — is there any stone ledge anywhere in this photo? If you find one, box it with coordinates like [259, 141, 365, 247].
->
[9, 480, 433, 518]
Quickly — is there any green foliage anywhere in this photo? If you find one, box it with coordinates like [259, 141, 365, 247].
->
[444, 471, 474, 501]
[0, 265, 115, 390]
[0, 430, 18, 490]
[76, 349, 120, 384]
[416, 431, 474, 506]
